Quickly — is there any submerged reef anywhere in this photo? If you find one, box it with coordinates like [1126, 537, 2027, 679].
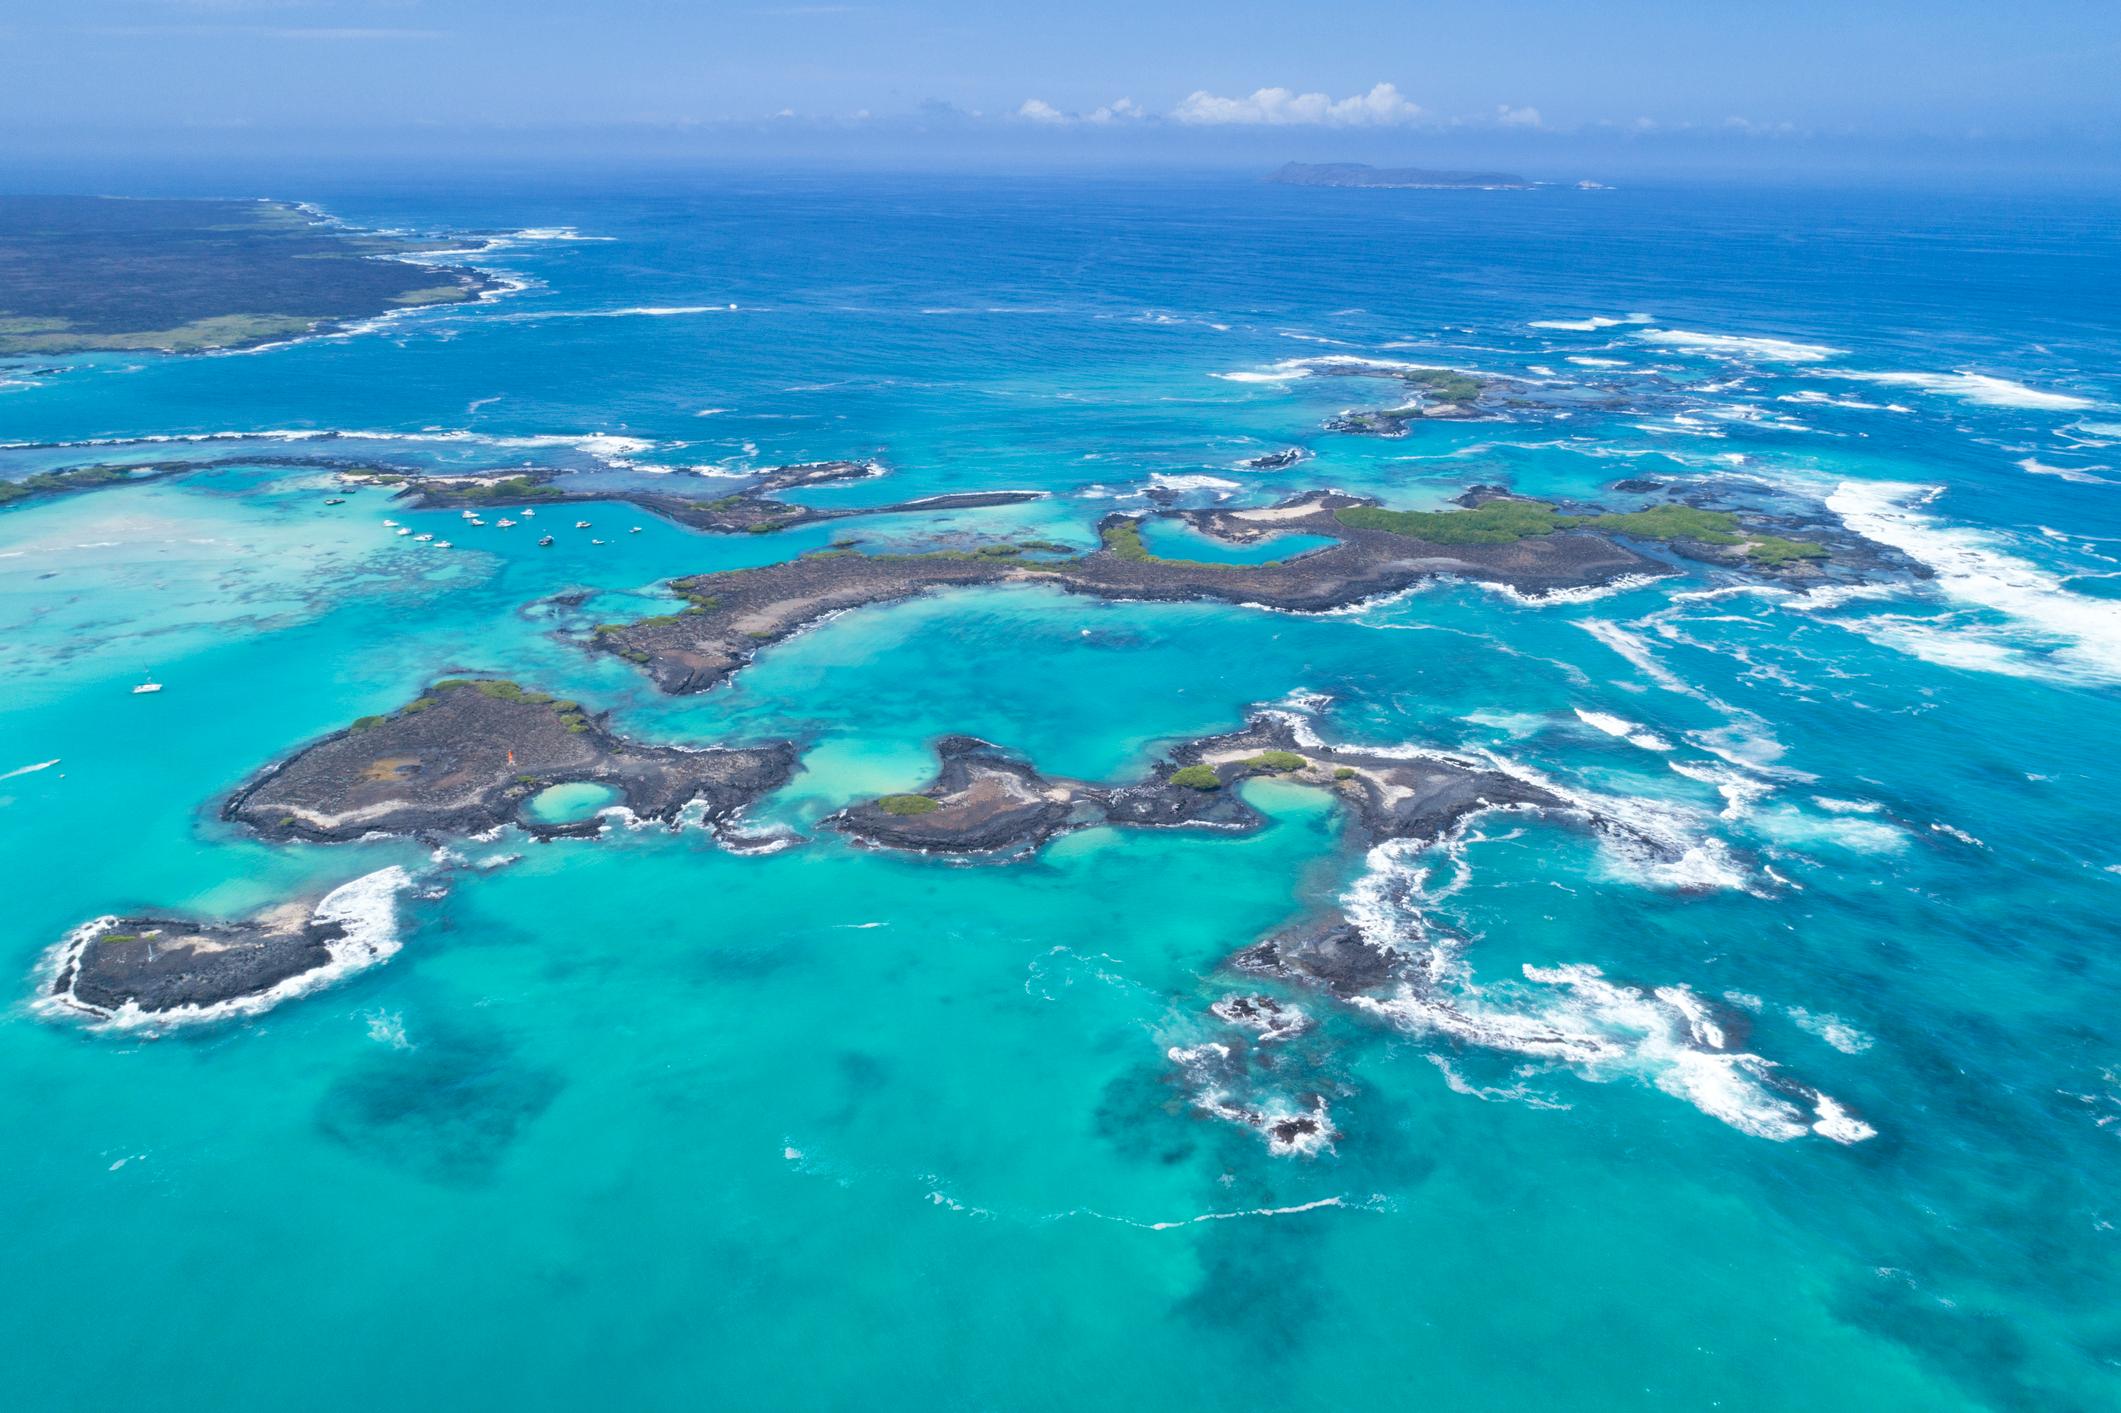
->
[224, 678, 794, 843]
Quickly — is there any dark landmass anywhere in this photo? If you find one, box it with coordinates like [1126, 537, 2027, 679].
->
[1592, 474, 1929, 581]
[592, 489, 1670, 695]
[1270, 163, 1532, 191]
[1305, 361, 1500, 427]
[352, 457, 1045, 536]
[1238, 448, 1310, 470]
[0, 196, 493, 354]
[1333, 483, 1840, 575]
[830, 712, 1559, 860]
[832, 737, 1090, 856]
[224, 678, 794, 843]
[47, 907, 346, 1018]
[0, 463, 182, 509]
[0, 451, 458, 515]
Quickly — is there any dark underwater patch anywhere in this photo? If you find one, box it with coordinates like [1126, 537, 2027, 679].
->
[315, 1021, 564, 1186]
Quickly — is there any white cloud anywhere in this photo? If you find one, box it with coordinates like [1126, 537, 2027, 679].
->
[1496, 104, 1543, 128]
[1015, 97, 1145, 125]
[1171, 82, 1423, 127]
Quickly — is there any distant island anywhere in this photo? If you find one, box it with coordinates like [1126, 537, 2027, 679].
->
[1268, 162, 1532, 190]
[0, 196, 494, 355]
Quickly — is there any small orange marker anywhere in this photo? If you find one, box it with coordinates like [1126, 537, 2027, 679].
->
[507, 749, 515, 765]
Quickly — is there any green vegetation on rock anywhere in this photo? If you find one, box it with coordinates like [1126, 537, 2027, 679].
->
[447, 475, 565, 503]
[1170, 764, 1221, 790]
[1405, 367, 1484, 403]
[424, 679, 592, 731]
[0, 465, 142, 508]
[1744, 535, 1830, 566]
[1101, 518, 1151, 560]
[1337, 496, 1828, 563]
[1098, 517, 1219, 566]
[1569, 504, 1741, 544]
[1335, 498, 1565, 544]
[877, 794, 941, 816]
[1239, 751, 1308, 772]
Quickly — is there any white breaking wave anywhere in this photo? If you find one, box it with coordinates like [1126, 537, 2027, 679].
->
[1476, 573, 1666, 608]
[488, 304, 738, 324]
[1821, 369, 2096, 411]
[1827, 479, 2121, 683]
[1215, 353, 1485, 385]
[2017, 457, 2114, 485]
[1, 758, 59, 781]
[1147, 473, 1241, 494]
[1529, 313, 1652, 332]
[1635, 329, 1841, 362]
[1788, 1007, 1874, 1054]
[36, 866, 417, 1033]
[1340, 841, 1869, 1143]
[496, 226, 614, 243]
[1573, 707, 1674, 752]
[1777, 389, 1904, 411]
[1, 426, 662, 474]
[1667, 760, 1775, 821]
[1266, 706, 1753, 893]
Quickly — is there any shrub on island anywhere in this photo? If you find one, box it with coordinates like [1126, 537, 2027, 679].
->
[1238, 750, 1307, 773]
[877, 794, 941, 816]
[1170, 764, 1221, 790]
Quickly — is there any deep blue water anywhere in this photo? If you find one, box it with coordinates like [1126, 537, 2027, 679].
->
[3, 173, 2119, 1410]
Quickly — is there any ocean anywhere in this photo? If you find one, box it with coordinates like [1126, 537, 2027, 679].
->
[2, 171, 2118, 1410]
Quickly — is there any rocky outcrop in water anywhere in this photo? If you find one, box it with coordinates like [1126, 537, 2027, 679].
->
[225, 679, 795, 843]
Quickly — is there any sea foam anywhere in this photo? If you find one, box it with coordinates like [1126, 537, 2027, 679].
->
[1827, 479, 2121, 683]
[1822, 369, 2096, 411]
[36, 866, 417, 1033]
[1635, 329, 1841, 362]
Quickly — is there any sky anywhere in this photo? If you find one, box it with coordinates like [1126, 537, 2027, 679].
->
[5, 0, 2120, 177]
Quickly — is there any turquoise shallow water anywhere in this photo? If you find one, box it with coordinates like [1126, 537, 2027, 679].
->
[524, 781, 622, 825]
[3, 175, 2120, 1410]
[1135, 514, 1335, 564]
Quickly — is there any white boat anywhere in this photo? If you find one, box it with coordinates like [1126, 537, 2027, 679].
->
[461, 510, 479, 519]
[434, 540, 453, 549]
[413, 533, 433, 542]
[132, 679, 162, 695]
[382, 519, 399, 528]
[591, 538, 608, 545]
[497, 518, 517, 528]
[395, 527, 412, 536]
[574, 520, 592, 529]
[630, 526, 642, 534]
[468, 517, 486, 526]
[521, 508, 537, 517]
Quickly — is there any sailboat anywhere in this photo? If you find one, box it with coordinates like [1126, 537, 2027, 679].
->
[132, 674, 162, 695]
